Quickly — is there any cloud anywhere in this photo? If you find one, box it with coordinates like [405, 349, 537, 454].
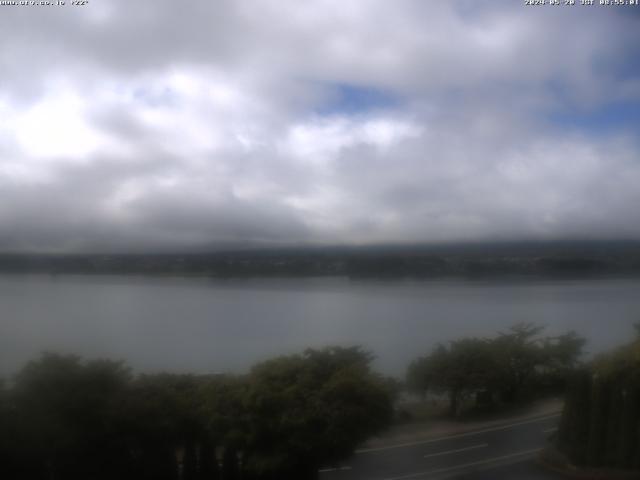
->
[0, 0, 639, 252]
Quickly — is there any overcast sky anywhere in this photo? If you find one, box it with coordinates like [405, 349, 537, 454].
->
[0, 0, 639, 253]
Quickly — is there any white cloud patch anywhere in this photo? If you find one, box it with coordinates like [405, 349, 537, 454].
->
[0, 1, 639, 251]
[13, 92, 105, 160]
[281, 116, 422, 166]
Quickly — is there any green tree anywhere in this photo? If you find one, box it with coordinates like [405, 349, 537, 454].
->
[10, 353, 131, 480]
[537, 331, 586, 393]
[1, 347, 397, 480]
[557, 328, 640, 470]
[200, 374, 249, 479]
[119, 373, 210, 480]
[494, 324, 585, 401]
[492, 323, 547, 402]
[0, 378, 21, 476]
[407, 339, 498, 416]
[407, 324, 586, 416]
[241, 346, 393, 479]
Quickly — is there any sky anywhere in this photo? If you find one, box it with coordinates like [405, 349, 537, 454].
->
[1, 0, 639, 253]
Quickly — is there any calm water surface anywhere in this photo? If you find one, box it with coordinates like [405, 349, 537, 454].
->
[1, 275, 639, 377]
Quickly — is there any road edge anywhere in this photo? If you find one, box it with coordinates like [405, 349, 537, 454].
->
[357, 410, 561, 454]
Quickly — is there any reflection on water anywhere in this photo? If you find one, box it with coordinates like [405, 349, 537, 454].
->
[1, 274, 638, 377]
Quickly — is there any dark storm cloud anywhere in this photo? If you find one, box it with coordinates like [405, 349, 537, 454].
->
[0, 0, 639, 252]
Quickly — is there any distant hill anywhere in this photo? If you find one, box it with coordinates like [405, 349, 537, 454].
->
[2, 241, 640, 278]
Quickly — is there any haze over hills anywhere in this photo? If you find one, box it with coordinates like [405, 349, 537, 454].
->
[2, 240, 640, 278]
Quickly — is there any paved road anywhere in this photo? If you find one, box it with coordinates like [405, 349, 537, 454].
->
[319, 413, 565, 480]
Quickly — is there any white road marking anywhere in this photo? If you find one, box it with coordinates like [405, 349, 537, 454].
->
[543, 427, 558, 433]
[318, 466, 352, 473]
[423, 443, 487, 459]
[356, 412, 560, 454]
[381, 448, 542, 480]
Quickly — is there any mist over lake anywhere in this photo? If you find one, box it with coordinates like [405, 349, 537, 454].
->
[1, 274, 638, 378]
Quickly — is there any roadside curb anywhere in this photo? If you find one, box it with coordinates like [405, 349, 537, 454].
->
[357, 410, 561, 454]
[538, 447, 639, 479]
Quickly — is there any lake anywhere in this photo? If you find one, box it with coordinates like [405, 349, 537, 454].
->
[1, 274, 638, 378]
